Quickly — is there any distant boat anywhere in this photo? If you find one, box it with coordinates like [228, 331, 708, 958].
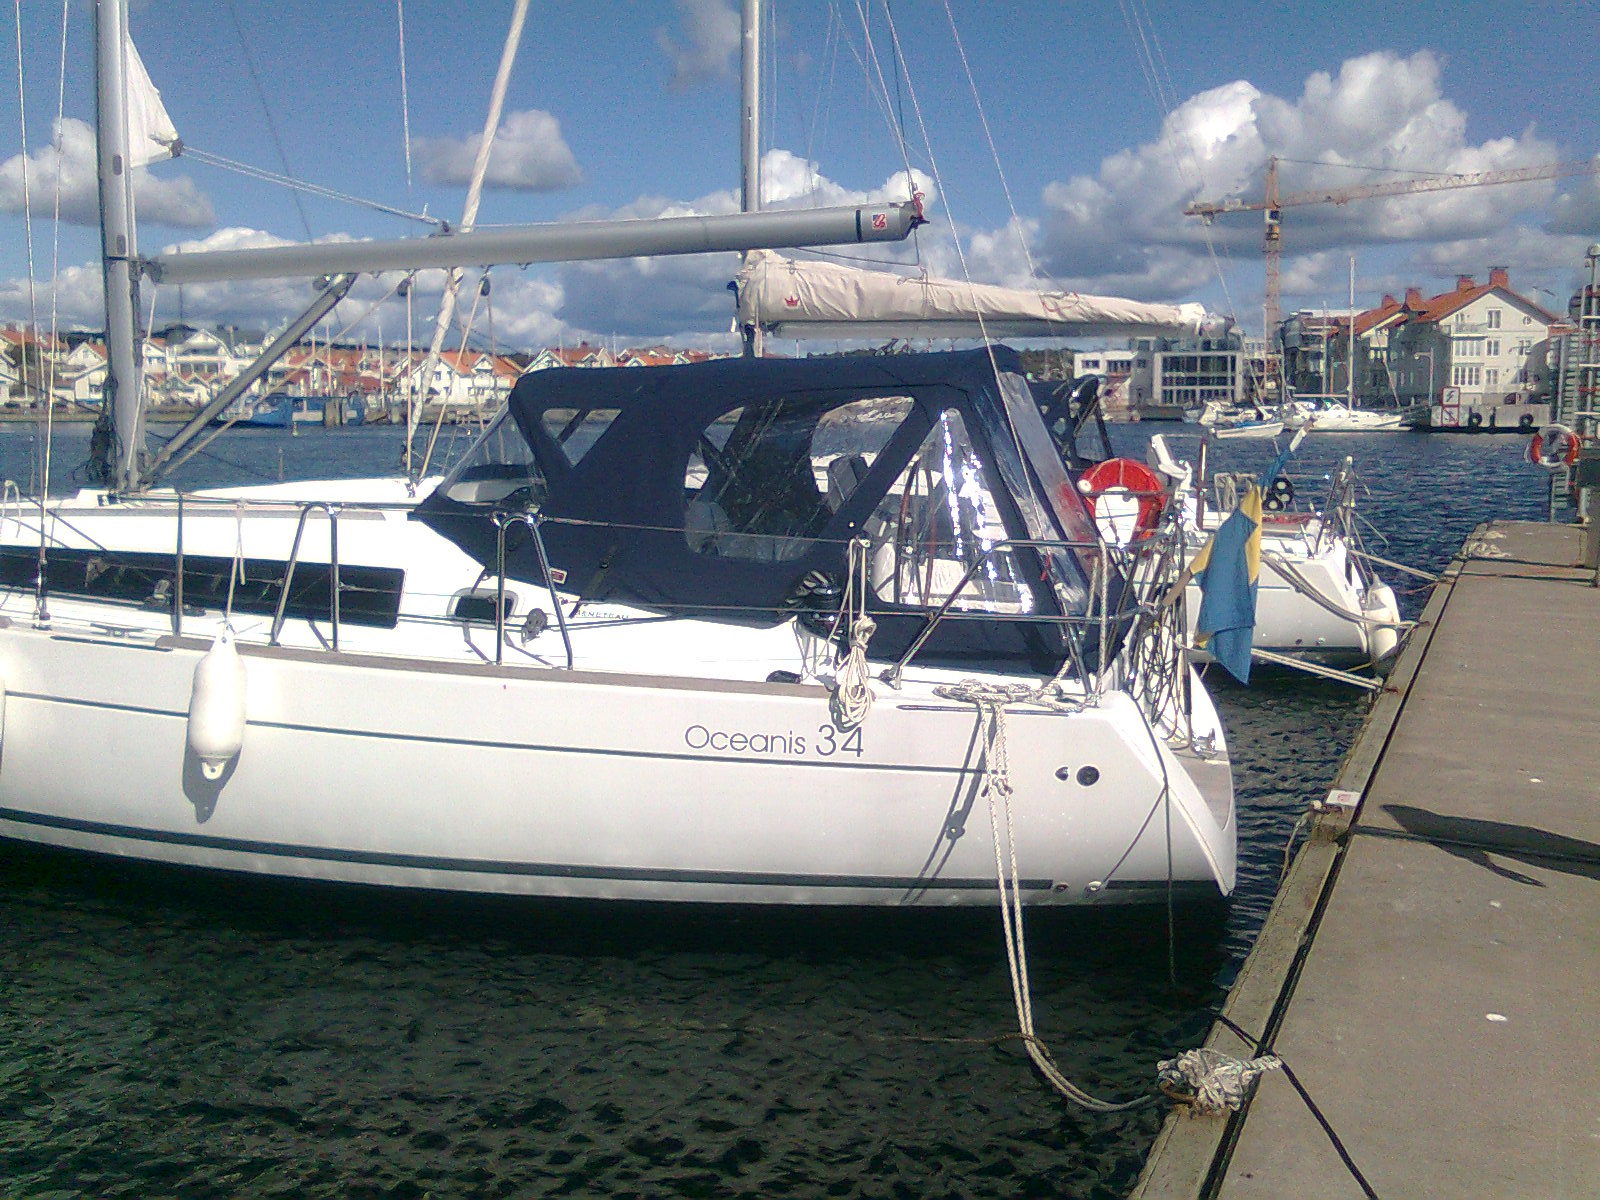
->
[1197, 401, 1284, 439]
[214, 392, 370, 429]
[1302, 399, 1411, 433]
[1211, 417, 1284, 440]
[216, 393, 293, 428]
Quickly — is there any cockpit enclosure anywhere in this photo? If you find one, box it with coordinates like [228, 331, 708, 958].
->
[418, 347, 1132, 675]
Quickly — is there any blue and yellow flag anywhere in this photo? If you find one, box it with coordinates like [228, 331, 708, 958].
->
[1189, 484, 1263, 683]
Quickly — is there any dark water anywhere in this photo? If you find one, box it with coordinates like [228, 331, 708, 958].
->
[0, 422, 1552, 1197]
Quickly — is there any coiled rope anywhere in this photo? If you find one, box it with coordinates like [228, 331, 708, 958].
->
[1156, 1046, 1282, 1114]
[830, 538, 876, 729]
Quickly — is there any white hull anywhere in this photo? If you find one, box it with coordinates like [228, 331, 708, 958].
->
[1210, 420, 1284, 441]
[1184, 518, 1374, 663]
[0, 482, 1234, 907]
[1308, 405, 1409, 432]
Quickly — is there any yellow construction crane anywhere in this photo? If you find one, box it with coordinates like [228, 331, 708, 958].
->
[1185, 155, 1600, 389]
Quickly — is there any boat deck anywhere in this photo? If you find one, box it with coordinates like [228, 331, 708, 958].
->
[1134, 519, 1600, 1199]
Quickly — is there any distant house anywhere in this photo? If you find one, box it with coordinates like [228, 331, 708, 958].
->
[62, 341, 108, 405]
[1071, 348, 1138, 415]
[524, 342, 615, 372]
[1355, 268, 1558, 409]
[0, 326, 70, 404]
[395, 349, 523, 412]
[158, 325, 244, 386]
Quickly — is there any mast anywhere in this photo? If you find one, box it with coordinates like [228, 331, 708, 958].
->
[740, 0, 762, 358]
[740, 0, 760, 216]
[1348, 256, 1356, 409]
[92, 0, 145, 490]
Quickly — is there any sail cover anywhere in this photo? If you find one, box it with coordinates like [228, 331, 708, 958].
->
[736, 249, 1223, 340]
[125, 37, 179, 168]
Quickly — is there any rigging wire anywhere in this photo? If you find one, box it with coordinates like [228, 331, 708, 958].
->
[13, 1, 42, 490]
[1114, 0, 1255, 384]
[846, 1, 918, 201]
[14, 0, 49, 621]
[938, 0, 1041, 291]
[800, 5, 840, 205]
[396, 0, 413, 194]
[179, 145, 443, 227]
[43, 0, 69, 512]
[223, 0, 311, 239]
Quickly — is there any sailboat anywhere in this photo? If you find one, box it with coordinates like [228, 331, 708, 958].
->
[0, 1, 1235, 906]
[1143, 434, 1402, 669]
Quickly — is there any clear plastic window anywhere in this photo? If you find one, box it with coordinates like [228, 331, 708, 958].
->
[684, 393, 912, 562]
[864, 409, 1033, 613]
[540, 406, 621, 466]
[438, 409, 548, 508]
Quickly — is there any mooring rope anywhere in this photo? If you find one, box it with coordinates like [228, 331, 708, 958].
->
[934, 678, 1153, 1113]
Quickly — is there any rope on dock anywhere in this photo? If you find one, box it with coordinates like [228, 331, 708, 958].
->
[934, 678, 1156, 1113]
[1208, 1012, 1383, 1199]
[1156, 1047, 1281, 1114]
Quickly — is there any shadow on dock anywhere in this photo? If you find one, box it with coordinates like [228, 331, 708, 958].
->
[1369, 802, 1600, 886]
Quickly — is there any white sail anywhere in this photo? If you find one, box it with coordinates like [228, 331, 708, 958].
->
[736, 249, 1225, 340]
[124, 36, 178, 168]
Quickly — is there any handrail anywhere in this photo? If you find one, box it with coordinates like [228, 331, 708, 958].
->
[493, 510, 573, 669]
[881, 530, 1173, 687]
[269, 502, 342, 650]
[173, 492, 184, 637]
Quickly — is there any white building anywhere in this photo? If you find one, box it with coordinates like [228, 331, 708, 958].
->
[1377, 269, 1559, 413]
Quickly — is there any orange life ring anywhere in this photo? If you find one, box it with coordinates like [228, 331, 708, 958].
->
[1078, 457, 1168, 540]
[1528, 424, 1581, 468]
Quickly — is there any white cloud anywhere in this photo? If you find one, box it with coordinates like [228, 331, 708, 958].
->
[1012, 51, 1575, 307]
[413, 109, 584, 192]
[1547, 170, 1600, 238]
[0, 117, 214, 229]
[657, 0, 740, 89]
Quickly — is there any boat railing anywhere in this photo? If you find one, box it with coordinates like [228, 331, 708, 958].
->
[270, 502, 343, 650]
[878, 525, 1187, 702]
[492, 510, 573, 669]
[1312, 456, 1361, 556]
[76, 492, 1181, 693]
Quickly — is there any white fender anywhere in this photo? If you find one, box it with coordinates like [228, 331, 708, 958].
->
[187, 629, 248, 781]
[1363, 584, 1400, 664]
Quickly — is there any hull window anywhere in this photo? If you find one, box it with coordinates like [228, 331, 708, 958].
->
[0, 546, 403, 628]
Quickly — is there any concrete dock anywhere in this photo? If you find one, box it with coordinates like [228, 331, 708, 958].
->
[1135, 519, 1600, 1199]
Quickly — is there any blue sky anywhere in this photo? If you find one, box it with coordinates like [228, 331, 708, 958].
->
[2, 0, 1597, 350]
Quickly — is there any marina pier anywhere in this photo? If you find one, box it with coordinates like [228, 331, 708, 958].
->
[1135, 518, 1600, 1198]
